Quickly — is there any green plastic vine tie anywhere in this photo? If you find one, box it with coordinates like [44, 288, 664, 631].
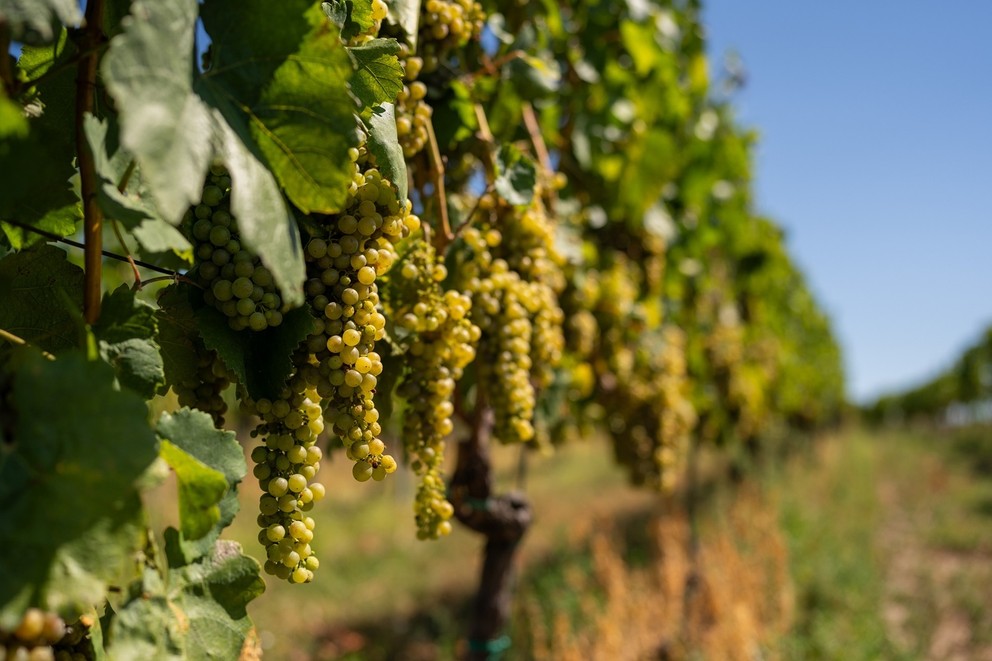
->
[467, 635, 511, 659]
[464, 497, 491, 512]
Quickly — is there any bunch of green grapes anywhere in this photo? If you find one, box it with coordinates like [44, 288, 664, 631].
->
[556, 251, 696, 490]
[0, 609, 91, 661]
[390, 0, 483, 159]
[389, 237, 480, 538]
[455, 196, 565, 445]
[244, 376, 326, 584]
[418, 0, 485, 74]
[459, 236, 535, 444]
[187, 165, 289, 332]
[172, 338, 232, 426]
[601, 325, 695, 490]
[300, 147, 416, 482]
[493, 199, 566, 388]
[394, 47, 431, 159]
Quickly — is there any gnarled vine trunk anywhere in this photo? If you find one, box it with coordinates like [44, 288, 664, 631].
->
[449, 409, 532, 660]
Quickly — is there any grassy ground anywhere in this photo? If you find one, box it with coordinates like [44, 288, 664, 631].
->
[772, 427, 992, 660]
[176, 424, 992, 660]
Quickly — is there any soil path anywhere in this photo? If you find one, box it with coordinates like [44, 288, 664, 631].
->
[876, 450, 992, 660]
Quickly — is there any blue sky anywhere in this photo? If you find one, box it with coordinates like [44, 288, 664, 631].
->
[702, 1, 992, 402]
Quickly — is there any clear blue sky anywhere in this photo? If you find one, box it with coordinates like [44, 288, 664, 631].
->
[702, 1, 992, 402]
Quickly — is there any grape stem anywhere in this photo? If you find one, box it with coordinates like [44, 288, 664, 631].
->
[108, 159, 144, 285]
[452, 183, 494, 241]
[74, 0, 107, 324]
[472, 104, 500, 184]
[0, 327, 55, 360]
[425, 118, 454, 253]
[521, 102, 558, 214]
[466, 49, 527, 83]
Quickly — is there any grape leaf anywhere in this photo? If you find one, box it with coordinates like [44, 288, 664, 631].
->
[109, 541, 263, 661]
[506, 51, 562, 100]
[364, 103, 408, 201]
[0, 0, 81, 43]
[102, 0, 309, 305]
[101, 0, 214, 223]
[0, 91, 28, 138]
[0, 30, 82, 239]
[431, 79, 477, 150]
[155, 284, 203, 396]
[200, 0, 360, 216]
[348, 39, 404, 109]
[208, 110, 306, 307]
[107, 570, 185, 661]
[84, 113, 151, 227]
[131, 218, 195, 262]
[0, 243, 84, 353]
[156, 408, 246, 562]
[0, 352, 156, 627]
[195, 300, 317, 401]
[84, 114, 192, 261]
[160, 441, 227, 541]
[93, 285, 165, 398]
[322, 0, 374, 42]
[494, 144, 537, 206]
[387, 0, 420, 50]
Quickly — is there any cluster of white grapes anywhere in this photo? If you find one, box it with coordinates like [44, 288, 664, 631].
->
[0, 610, 92, 661]
[244, 376, 327, 584]
[187, 166, 290, 332]
[390, 238, 480, 538]
[455, 196, 566, 445]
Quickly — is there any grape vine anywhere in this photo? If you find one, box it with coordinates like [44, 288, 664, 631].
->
[0, 0, 846, 657]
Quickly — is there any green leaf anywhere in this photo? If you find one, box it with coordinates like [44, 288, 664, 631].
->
[322, 0, 375, 42]
[84, 113, 151, 227]
[110, 541, 264, 661]
[157, 410, 246, 495]
[0, 243, 83, 353]
[156, 408, 246, 560]
[364, 104, 408, 201]
[94, 284, 156, 345]
[208, 111, 307, 307]
[321, 0, 350, 31]
[348, 39, 404, 109]
[0, 91, 28, 138]
[101, 0, 215, 223]
[93, 285, 165, 398]
[200, 0, 360, 216]
[107, 572, 185, 661]
[619, 19, 662, 76]
[84, 114, 191, 261]
[195, 301, 317, 401]
[1, 30, 81, 236]
[505, 51, 561, 100]
[387, 0, 420, 50]
[131, 218, 194, 262]
[155, 284, 203, 396]
[431, 79, 477, 149]
[160, 441, 227, 541]
[103, 0, 309, 304]
[0, 352, 156, 626]
[494, 144, 537, 206]
[0, 0, 82, 43]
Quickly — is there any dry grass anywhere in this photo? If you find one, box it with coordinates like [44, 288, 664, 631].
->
[517, 486, 793, 661]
